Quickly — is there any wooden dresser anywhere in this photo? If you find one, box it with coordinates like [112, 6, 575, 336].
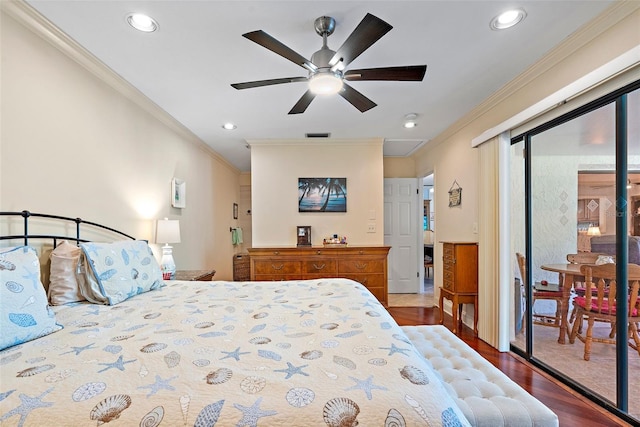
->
[247, 246, 391, 305]
[438, 242, 478, 334]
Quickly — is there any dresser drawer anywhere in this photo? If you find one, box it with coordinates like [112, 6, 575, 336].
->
[341, 273, 384, 287]
[254, 274, 303, 281]
[338, 259, 384, 274]
[341, 274, 386, 303]
[443, 279, 454, 291]
[253, 260, 301, 275]
[302, 260, 337, 274]
[443, 270, 454, 283]
[443, 243, 454, 256]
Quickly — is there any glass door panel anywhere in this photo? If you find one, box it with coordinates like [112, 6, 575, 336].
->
[529, 101, 617, 405]
[626, 87, 640, 420]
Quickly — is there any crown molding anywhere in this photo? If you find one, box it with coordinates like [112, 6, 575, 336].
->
[421, 1, 640, 151]
[2, 0, 239, 173]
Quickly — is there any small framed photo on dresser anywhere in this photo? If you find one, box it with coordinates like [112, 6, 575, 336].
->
[296, 226, 311, 247]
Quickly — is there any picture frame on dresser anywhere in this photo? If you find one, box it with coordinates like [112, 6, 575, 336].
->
[296, 225, 311, 247]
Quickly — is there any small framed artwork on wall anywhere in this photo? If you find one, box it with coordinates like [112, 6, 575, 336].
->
[298, 178, 347, 212]
[172, 178, 186, 208]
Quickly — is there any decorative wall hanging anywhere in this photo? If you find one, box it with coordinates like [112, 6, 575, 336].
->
[448, 180, 462, 207]
[298, 178, 347, 212]
[171, 178, 186, 208]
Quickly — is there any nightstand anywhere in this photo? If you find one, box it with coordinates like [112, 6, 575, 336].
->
[174, 269, 216, 281]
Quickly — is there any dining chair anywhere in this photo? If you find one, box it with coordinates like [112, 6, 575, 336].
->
[566, 252, 611, 331]
[569, 263, 640, 361]
[516, 252, 564, 328]
[424, 256, 433, 277]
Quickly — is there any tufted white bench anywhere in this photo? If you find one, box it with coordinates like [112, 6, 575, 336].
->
[402, 325, 559, 427]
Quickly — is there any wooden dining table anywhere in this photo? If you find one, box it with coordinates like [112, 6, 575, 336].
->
[540, 263, 586, 344]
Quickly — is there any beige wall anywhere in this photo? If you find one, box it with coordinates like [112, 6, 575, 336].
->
[413, 2, 640, 246]
[250, 139, 384, 247]
[412, 3, 640, 340]
[1, 7, 240, 279]
[383, 157, 416, 178]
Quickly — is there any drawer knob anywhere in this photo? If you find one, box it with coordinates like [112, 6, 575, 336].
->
[316, 250, 322, 255]
[273, 251, 280, 255]
[313, 263, 326, 270]
[271, 264, 284, 270]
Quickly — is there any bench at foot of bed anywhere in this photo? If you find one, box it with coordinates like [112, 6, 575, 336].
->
[402, 325, 559, 427]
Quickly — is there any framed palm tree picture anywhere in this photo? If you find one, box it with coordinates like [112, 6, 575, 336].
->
[298, 178, 347, 212]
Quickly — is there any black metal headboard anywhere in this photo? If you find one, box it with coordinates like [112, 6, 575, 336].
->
[0, 210, 135, 248]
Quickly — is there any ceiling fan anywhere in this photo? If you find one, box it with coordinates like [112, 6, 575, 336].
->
[230, 13, 427, 114]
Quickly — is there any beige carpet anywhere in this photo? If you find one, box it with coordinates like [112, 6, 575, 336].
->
[388, 292, 434, 307]
[388, 278, 434, 307]
[512, 321, 640, 421]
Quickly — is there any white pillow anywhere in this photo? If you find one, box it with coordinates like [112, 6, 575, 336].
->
[0, 246, 62, 350]
[48, 241, 85, 305]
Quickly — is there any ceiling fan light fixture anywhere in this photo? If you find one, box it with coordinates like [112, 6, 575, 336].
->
[126, 13, 158, 32]
[309, 72, 343, 95]
[490, 8, 526, 30]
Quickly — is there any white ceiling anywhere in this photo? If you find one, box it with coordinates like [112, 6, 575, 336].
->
[25, 0, 615, 172]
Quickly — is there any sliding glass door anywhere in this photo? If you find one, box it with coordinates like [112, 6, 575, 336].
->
[510, 81, 640, 423]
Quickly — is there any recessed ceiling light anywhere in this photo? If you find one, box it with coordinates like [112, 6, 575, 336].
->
[403, 113, 418, 129]
[127, 13, 158, 33]
[490, 8, 526, 30]
[222, 123, 237, 130]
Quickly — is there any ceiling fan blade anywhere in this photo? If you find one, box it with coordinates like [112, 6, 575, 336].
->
[329, 13, 392, 69]
[344, 65, 427, 81]
[288, 90, 316, 114]
[231, 77, 307, 90]
[339, 83, 377, 113]
[243, 30, 317, 72]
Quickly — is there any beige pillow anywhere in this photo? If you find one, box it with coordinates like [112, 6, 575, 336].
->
[48, 240, 84, 305]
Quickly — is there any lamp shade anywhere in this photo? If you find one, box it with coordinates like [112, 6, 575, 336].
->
[587, 225, 601, 236]
[156, 218, 181, 244]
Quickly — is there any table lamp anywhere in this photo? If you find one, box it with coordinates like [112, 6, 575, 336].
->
[587, 224, 601, 236]
[156, 218, 181, 279]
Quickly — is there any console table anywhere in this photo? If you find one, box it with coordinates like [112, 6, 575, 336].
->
[247, 246, 391, 305]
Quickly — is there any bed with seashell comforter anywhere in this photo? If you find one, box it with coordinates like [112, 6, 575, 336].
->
[1, 277, 471, 426]
[0, 211, 469, 426]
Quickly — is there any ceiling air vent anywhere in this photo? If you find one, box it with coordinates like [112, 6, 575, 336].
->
[305, 133, 331, 138]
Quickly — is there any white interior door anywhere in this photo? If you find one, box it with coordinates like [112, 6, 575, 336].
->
[384, 178, 421, 293]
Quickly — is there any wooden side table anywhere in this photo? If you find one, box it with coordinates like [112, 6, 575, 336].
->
[439, 288, 478, 334]
[174, 269, 216, 281]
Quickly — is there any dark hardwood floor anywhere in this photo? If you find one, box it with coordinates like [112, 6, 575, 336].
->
[387, 306, 633, 427]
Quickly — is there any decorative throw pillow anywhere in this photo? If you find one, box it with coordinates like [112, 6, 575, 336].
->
[0, 246, 63, 351]
[48, 240, 84, 305]
[77, 240, 163, 305]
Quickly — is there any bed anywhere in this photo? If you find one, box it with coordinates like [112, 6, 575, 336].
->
[0, 211, 470, 426]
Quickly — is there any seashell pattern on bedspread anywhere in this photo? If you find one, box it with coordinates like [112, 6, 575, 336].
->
[0, 278, 470, 426]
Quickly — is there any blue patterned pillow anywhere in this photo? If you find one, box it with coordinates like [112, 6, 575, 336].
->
[0, 246, 63, 351]
[77, 240, 163, 305]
